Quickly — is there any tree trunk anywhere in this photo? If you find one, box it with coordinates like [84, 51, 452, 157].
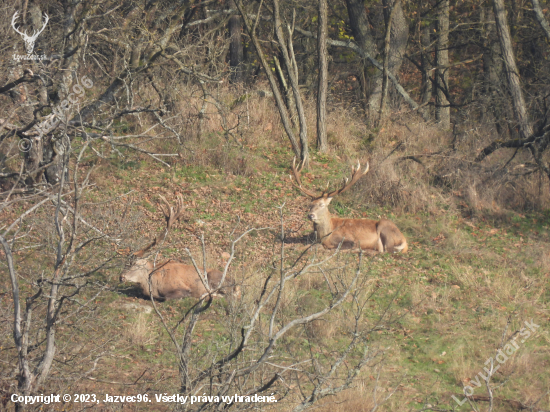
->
[316, 0, 328, 152]
[420, 25, 432, 106]
[531, 0, 550, 42]
[44, 136, 65, 185]
[377, 0, 400, 127]
[345, 0, 378, 118]
[24, 134, 43, 186]
[435, 0, 451, 128]
[480, 6, 505, 135]
[229, 4, 244, 84]
[273, 55, 298, 128]
[234, 0, 301, 157]
[366, 0, 409, 123]
[273, 0, 309, 164]
[493, 0, 533, 139]
[345, 0, 377, 55]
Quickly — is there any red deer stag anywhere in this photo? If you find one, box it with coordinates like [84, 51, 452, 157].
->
[290, 159, 408, 253]
[120, 195, 239, 300]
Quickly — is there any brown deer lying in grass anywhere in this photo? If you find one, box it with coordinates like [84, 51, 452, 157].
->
[120, 195, 239, 300]
[120, 259, 238, 300]
[291, 158, 408, 253]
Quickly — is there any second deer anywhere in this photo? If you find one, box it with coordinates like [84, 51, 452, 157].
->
[290, 159, 408, 253]
[120, 195, 239, 300]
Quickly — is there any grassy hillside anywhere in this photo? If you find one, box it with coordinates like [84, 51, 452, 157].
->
[1, 93, 550, 412]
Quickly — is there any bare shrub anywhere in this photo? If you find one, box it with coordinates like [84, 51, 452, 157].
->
[207, 139, 268, 176]
[1, 152, 125, 408]
[354, 155, 436, 214]
[349, 117, 550, 213]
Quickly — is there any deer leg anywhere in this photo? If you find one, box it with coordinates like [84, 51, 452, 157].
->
[377, 236, 384, 252]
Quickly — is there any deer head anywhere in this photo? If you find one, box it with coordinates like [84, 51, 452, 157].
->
[11, 11, 49, 55]
[290, 157, 369, 223]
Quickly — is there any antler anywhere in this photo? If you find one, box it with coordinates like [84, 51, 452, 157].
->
[134, 194, 185, 257]
[290, 157, 320, 199]
[290, 158, 370, 200]
[324, 160, 369, 198]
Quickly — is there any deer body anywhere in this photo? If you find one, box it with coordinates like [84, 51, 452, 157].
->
[121, 195, 239, 300]
[314, 218, 381, 251]
[292, 159, 408, 253]
[121, 259, 237, 300]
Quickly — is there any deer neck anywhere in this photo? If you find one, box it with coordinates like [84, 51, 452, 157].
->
[313, 210, 334, 241]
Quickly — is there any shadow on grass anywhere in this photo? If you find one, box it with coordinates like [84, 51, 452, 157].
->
[117, 284, 167, 302]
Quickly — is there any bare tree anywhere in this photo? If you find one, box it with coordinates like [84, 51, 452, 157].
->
[234, 0, 308, 163]
[345, 0, 379, 115]
[435, 0, 451, 128]
[493, 0, 532, 140]
[229, 1, 244, 84]
[1, 0, 233, 193]
[532, 0, 550, 42]
[1, 140, 121, 410]
[377, 0, 401, 127]
[344, 0, 409, 123]
[419, 24, 433, 108]
[316, 0, 328, 152]
[476, 0, 550, 184]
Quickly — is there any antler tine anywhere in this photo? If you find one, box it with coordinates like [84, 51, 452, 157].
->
[320, 180, 331, 197]
[363, 161, 369, 175]
[325, 160, 370, 198]
[170, 194, 185, 227]
[290, 157, 319, 199]
[158, 194, 185, 229]
[133, 195, 185, 257]
[158, 195, 170, 221]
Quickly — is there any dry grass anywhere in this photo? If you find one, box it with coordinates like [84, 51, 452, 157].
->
[76, 77, 550, 216]
[337, 116, 550, 214]
[123, 313, 157, 346]
[315, 385, 375, 412]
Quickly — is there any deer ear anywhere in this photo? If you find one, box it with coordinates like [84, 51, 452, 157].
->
[325, 197, 333, 205]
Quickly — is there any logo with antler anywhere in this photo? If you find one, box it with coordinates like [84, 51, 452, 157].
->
[11, 11, 49, 55]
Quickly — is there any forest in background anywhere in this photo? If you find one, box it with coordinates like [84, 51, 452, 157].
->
[1, 0, 549, 209]
[1, 0, 550, 411]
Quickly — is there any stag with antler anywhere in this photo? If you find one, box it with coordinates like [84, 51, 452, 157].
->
[11, 11, 49, 55]
[291, 158, 408, 253]
[120, 195, 239, 300]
